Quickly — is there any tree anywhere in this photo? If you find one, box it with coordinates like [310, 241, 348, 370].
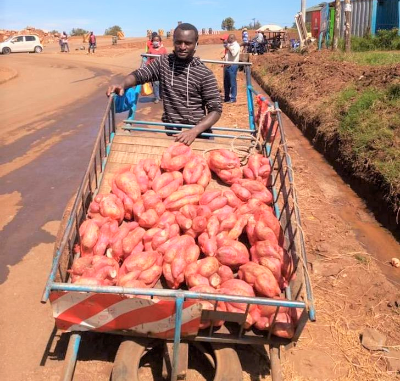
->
[70, 28, 89, 36]
[49, 29, 59, 35]
[221, 17, 235, 31]
[241, 20, 261, 30]
[105, 25, 122, 36]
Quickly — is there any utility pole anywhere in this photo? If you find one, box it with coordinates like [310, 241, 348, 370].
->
[301, 0, 306, 24]
[332, 0, 341, 50]
[344, 0, 352, 52]
[252, 18, 256, 29]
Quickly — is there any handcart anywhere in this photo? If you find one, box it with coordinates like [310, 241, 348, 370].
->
[41, 54, 315, 381]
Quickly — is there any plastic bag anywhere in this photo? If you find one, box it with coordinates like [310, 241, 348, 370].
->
[141, 82, 153, 96]
[114, 87, 138, 113]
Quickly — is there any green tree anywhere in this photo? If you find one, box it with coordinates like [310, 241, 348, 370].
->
[240, 20, 261, 30]
[49, 29, 59, 35]
[70, 28, 89, 36]
[105, 25, 122, 36]
[221, 17, 235, 31]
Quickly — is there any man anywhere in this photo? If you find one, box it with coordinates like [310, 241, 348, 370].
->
[88, 32, 96, 54]
[223, 34, 240, 103]
[107, 23, 222, 146]
[256, 31, 264, 44]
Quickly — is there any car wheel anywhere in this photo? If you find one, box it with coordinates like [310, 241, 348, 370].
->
[2, 47, 11, 55]
[34, 46, 42, 53]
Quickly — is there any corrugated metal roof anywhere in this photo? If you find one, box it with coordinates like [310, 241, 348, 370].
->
[306, 3, 326, 13]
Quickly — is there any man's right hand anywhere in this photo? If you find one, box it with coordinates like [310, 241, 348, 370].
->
[106, 85, 124, 97]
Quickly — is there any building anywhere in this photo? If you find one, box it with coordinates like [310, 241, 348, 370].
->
[305, 0, 400, 38]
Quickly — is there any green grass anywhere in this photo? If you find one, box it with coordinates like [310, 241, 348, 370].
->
[335, 85, 400, 191]
[331, 51, 400, 66]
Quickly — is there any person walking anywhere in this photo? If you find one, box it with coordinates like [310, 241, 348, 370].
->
[107, 23, 222, 146]
[223, 34, 240, 103]
[147, 34, 167, 104]
[61, 31, 69, 52]
[88, 32, 96, 54]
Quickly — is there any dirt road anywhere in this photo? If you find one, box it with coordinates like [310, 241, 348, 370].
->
[0, 42, 399, 381]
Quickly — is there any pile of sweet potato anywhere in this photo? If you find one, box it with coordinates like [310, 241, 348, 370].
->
[71, 143, 298, 338]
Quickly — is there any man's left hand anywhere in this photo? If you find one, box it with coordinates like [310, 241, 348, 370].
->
[175, 129, 198, 146]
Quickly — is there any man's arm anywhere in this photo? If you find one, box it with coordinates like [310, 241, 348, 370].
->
[175, 111, 221, 145]
[175, 70, 222, 146]
[106, 57, 161, 96]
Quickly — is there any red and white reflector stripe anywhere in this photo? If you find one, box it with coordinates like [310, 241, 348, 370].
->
[50, 291, 202, 338]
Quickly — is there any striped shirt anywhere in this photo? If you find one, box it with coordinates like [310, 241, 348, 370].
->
[132, 54, 222, 125]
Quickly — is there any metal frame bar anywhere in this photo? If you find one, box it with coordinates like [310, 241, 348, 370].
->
[123, 126, 254, 140]
[123, 119, 255, 134]
[41, 96, 116, 303]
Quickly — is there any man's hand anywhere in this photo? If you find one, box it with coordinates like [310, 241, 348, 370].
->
[175, 129, 199, 146]
[106, 84, 125, 97]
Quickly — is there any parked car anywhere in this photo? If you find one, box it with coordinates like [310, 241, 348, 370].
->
[0, 35, 43, 55]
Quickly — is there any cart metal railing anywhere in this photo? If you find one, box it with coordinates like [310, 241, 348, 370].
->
[42, 56, 315, 381]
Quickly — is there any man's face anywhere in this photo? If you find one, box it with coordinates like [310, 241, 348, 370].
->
[227, 35, 235, 44]
[173, 29, 197, 60]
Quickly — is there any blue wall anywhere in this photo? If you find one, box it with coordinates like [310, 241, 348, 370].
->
[375, 0, 400, 31]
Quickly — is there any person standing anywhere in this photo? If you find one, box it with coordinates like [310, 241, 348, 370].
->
[107, 23, 222, 146]
[59, 34, 64, 52]
[88, 32, 96, 54]
[223, 34, 240, 103]
[146, 31, 158, 52]
[147, 35, 167, 103]
[241, 27, 249, 53]
[62, 31, 69, 52]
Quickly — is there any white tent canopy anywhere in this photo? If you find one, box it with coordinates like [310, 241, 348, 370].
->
[257, 24, 284, 32]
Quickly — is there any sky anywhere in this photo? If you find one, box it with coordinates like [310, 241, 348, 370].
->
[0, 0, 322, 36]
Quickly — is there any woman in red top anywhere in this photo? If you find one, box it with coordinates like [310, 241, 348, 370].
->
[147, 35, 167, 103]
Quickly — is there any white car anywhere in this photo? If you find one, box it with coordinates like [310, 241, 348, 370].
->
[0, 35, 43, 54]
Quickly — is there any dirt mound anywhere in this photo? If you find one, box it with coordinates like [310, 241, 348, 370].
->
[0, 26, 58, 43]
[251, 50, 400, 238]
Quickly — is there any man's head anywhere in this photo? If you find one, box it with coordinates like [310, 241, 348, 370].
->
[173, 23, 198, 61]
[227, 34, 236, 44]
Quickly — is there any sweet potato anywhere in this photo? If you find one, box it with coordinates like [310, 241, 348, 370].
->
[185, 257, 234, 288]
[70, 255, 119, 285]
[238, 262, 281, 298]
[133, 158, 161, 193]
[243, 154, 271, 186]
[162, 235, 200, 288]
[183, 155, 211, 188]
[161, 143, 193, 171]
[216, 238, 249, 269]
[189, 285, 227, 328]
[118, 250, 163, 288]
[88, 194, 125, 224]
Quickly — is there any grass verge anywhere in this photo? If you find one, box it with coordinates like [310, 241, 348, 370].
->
[333, 84, 400, 194]
[331, 51, 400, 66]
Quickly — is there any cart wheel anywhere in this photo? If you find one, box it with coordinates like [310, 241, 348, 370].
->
[212, 343, 243, 381]
[111, 338, 148, 381]
[112, 341, 243, 380]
